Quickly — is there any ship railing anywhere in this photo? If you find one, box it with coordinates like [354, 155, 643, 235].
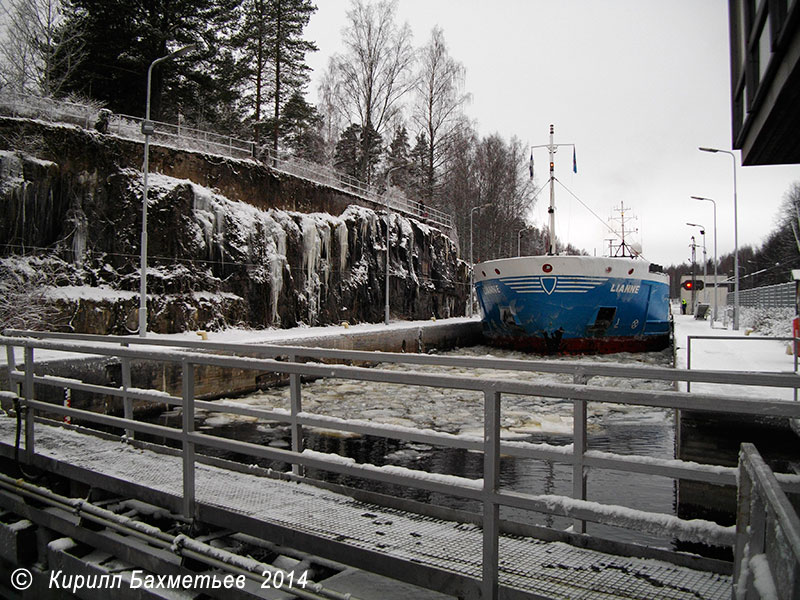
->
[733, 443, 800, 599]
[3, 330, 800, 599]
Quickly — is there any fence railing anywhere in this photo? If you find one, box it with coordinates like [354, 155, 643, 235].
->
[730, 281, 795, 309]
[733, 443, 800, 599]
[0, 91, 453, 232]
[263, 148, 453, 230]
[0, 91, 100, 129]
[4, 330, 800, 598]
[686, 335, 799, 400]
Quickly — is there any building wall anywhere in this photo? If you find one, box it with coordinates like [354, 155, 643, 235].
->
[728, 0, 800, 165]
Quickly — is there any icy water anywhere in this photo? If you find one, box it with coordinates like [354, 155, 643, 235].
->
[153, 346, 679, 548]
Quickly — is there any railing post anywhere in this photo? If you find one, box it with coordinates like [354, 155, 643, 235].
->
[24, 346, 34, 461]
[733, 449, 753, 598]
[5, 344, 17, 393]
[121, 343, 133, 440]
[572, 373, 589, 534]
[482, 388, 500, 600]
[288, 355, 304, 476]
[182, 359, 196, 519]
[794, 336, 798, 403]
[686, 336, 692, 393]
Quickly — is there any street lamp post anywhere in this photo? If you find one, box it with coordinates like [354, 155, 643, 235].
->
[139, 44, 195, 338]
[692, 196, 718, 326]
[687, 222, 707, 307]
[699, 147, 739, 330]
[469, 204, 491, 317]
[689, 236, 697, 313]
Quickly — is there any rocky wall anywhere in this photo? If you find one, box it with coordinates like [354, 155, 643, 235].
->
[0, 118, 468, 334]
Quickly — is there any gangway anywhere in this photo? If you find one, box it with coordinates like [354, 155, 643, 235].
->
[2, 331, 800, 599]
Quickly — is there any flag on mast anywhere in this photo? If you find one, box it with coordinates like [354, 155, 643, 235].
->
[572, 146, 578, 173]
[529, 149, 534, 179]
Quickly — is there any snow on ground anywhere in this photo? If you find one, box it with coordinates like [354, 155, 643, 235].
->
[673, 312, 797, 399]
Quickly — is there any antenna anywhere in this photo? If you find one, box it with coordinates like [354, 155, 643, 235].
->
[607, 201, 639, 257]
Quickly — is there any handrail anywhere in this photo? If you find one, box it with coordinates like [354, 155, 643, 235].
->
[686, 334, 799, 395]
[733, 443, 800, 599]
[7, 328, 800, 389]
[5, 333, 800, 597]
[0, 91, 452, 232]
[262, 147, 453, 230]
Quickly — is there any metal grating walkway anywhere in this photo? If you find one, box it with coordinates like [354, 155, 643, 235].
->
[0, 417, 730, 599]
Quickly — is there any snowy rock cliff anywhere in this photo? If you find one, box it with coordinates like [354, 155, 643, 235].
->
[0, 121, 468, 334]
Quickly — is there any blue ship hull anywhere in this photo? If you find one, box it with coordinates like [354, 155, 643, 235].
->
[474, 256, 671, 354]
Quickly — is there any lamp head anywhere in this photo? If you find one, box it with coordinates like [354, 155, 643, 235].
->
[170, 44, 196, 59]
[698, 147, 719, 153]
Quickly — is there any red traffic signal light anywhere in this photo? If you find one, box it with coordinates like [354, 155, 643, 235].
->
[681, 280, 704, 290]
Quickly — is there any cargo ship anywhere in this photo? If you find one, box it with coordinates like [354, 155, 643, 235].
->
[474, 126, 670, 353]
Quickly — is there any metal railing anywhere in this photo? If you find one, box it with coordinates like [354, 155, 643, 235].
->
[263, 148, 453, 231]
[4, 330, 800, 599]
[0, 91, 453, 232]
[111, 112, 256, 160]
[686, 335, 799, 397]
[0, 91, 100, 129]
[733, 443, 800, 599]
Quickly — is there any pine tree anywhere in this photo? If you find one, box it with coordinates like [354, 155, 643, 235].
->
[334, 123, 362, 180]
[408, 132, 430, 199]
[385, 125, 410, 190]
[281, 91, 325, 161]
[359, 123, 383, 185]
[238, 0, 317, 151]
[54, 0, 240, 123]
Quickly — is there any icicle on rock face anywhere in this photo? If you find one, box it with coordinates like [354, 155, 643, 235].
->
[301, 216, 324, 325]
[0, 167, 468, 334]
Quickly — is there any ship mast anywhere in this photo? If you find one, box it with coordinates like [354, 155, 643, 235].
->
[548, 125, 556, 255]
[530, 125, 575, 255]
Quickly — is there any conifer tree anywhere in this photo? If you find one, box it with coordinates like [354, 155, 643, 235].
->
[281, 90, 325, 161]
[408, 132, 430, 199]
[54, 0, 239, 123]
[334, 123, 362, 180]
[385, 125, 410, 190]
[238, 0, 317, 151]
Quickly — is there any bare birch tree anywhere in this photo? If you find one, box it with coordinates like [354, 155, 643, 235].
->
[0, 0, 84, 96]
[326, 0, 414, 183]
[413, 26, 470, 203]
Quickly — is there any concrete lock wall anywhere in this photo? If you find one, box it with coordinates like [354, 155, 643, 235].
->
[3, 320, 484, 416]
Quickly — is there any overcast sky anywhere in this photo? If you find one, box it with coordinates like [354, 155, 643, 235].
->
[305, 0, 800, 268]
